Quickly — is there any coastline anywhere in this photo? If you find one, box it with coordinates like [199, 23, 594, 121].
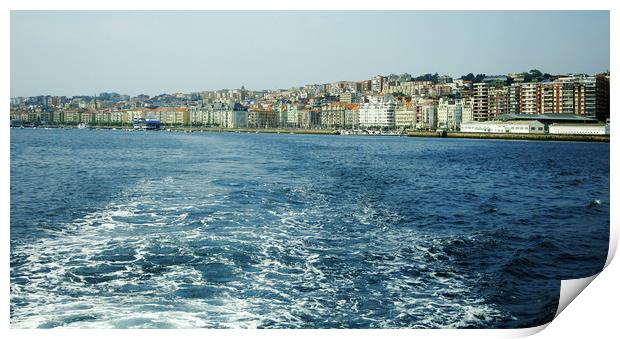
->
[13, 125, 610, 142]
[406, 131, 610, 142]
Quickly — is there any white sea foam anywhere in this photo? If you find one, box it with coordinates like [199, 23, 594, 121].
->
[11, 176, 507, 329]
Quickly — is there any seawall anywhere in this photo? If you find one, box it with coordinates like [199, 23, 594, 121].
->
[406, 131, 609, 142]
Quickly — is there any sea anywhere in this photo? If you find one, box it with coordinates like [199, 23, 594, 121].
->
[9, 128, 610, 329]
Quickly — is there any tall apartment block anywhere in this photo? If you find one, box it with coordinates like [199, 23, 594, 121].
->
[507, 84, 521, 114]
[488, 86, 508, 119]
[573, 76, 596, 116]
[472, 83, 489, 121]
[519, 83, 541, 114]
[596, 73, 610, 122]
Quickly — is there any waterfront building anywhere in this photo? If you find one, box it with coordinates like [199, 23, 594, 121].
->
[249, 108, 279, 128]
[285, 103, 303, 128]
[50, 111, 63, 123]
[555, 78, 576, 113]
[395, 101, 417, 128]
[125, 110, 145, 124]
[80, 112, 95, 124]
[572, 76, 597, 117]
[298, 109, 322, 129]
[10, 111, 29, 125]
[277, 105, 288, 128]
[200, 103, 231, 126]
[472, 83, 489, 121]
[321, 102, 358, 129]
[358, 96, 396, 128]
[63, 110, 81, 123]
[26, 111, 53, 124]
[147, 107, 190, 126]
[488, 86, 508, 118]
[536, 75, 599, 117]
[211, 109, 225, 126]
[111, 110, 133, 124]
[189, 106, 205, 126]
[596, 73, 610, 122]
[97, 111, 113, 124]
[548, 123, 609, 135]
[437, 98, 462, 131]
[321, 105, 344, 128]
[215, 109, 248, 128]
[519, 83, 541, 114]
[461, 98, 474, 124]
[460, 120, 545, 134]
[540, 82, 562, 114]
[416, 102, 438, 130]
[344, 105, 359, 128]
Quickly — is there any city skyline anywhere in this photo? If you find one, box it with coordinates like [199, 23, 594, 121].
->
[9, 69, 611, 99]
[11, 70, 611, 130]
[11, 10, 610, 97]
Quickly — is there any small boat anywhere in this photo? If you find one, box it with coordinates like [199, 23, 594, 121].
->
[77, 122, 89, 129]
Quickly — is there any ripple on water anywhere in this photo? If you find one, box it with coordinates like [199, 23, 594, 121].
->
[10, 131, 609, 329]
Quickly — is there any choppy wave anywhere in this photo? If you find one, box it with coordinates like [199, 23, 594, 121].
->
[10, 130, 609, 328]
[11, 176, 503, 328]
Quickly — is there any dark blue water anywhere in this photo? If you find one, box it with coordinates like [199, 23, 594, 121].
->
[10, 128, 609, 328]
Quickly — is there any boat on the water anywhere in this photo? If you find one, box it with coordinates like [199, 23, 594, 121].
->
[77, 122, 89, 129]
[132, 117, 161, 130]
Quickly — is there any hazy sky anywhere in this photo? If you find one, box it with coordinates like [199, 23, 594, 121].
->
[11, 11, 610, 97]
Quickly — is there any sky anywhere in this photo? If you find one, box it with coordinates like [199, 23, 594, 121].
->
[10, 10, 610, 97]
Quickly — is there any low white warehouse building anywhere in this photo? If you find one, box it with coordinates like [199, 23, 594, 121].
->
[548, 123, 609, 135]
[460, 120, 545, 134]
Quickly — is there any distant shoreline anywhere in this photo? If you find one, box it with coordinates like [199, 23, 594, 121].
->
[407, 131, 610, 143]
[12, 125, 610, 143]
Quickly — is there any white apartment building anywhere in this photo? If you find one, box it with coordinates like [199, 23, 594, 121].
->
[210, 109, 248, 128]
[461, 98, 474, 124]
[416, 103, 437, 130]
[286, 104, 303, 128]
[395, 101, 417, 128]
[359, 96, 396, 127]
[437, 98, 462, 131]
